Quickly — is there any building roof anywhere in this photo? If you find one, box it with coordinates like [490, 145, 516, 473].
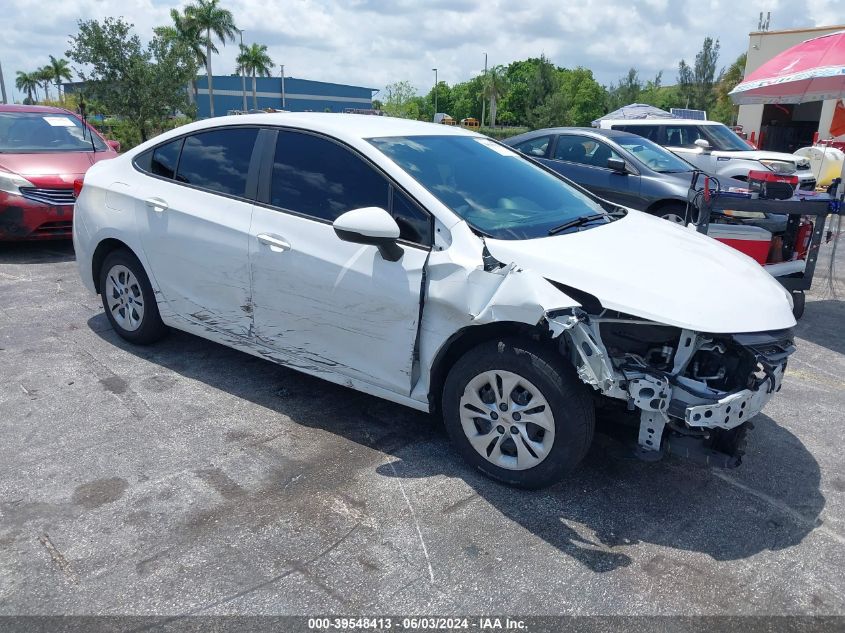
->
[750, 24, 845, 36]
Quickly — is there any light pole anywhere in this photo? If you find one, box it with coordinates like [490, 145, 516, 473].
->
[432, 68, 438, 121]
[481, 52, 487, 127]
[0, 58, 7, 104]
[238, 30, 247, 111]
[280, 65, 286, 109]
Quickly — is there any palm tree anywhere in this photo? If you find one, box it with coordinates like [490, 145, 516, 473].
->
[46, 56, 72, 103]
[185, 0, 238, 117]
[154, 8, 215, 105]
[37, 67, 54, 102]
[482, 65, 507, 128]
[15, 71, 39, 104]
[236, 43, 273, 110]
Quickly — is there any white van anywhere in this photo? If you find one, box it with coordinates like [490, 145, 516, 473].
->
[596, 118, 816, 191]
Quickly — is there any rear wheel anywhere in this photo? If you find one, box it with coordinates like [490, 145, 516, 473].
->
[99, 249, 167, 344]
[442, 338, 595, 489]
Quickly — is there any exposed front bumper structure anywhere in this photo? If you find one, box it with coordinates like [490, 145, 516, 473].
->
[0, 191, 74, 240]
[548, 312, 793, 466]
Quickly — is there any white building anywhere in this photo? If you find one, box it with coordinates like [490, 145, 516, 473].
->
[736, 24, 845, 152]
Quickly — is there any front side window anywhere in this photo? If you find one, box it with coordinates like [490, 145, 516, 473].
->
[175, 128, 258, 196]
[391, 187, 431, 245]
[270, 131, 389, 222]
[664, 125, 707, 148]
[369, 135, 608, 240]
[0, 111, 107, 153]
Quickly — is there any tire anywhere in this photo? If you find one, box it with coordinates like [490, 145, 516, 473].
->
[442, 338, 595, 489]
[650, 202, 689, 225]
[99, 249, 167, 345]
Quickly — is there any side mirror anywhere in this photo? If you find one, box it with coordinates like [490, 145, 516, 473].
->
[106, 139, 121, 152]
[694, 138, 711, 151]
[607, 157, 628, 173]
[333, 207, 403, 262]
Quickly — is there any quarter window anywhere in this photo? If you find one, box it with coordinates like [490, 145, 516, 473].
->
[175, 128, 258, 196]
[270, 131, 389, 222]
[150, 139, 183, 179]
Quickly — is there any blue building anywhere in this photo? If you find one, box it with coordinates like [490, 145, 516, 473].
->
[195, 75, 376, 117]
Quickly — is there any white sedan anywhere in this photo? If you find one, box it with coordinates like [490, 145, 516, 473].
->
[74, 114, 796, 488]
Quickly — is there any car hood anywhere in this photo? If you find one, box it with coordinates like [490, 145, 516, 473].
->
[0, 151, 110, 180]
[484, 210, 796, 334]
[710, 149, 803, 164]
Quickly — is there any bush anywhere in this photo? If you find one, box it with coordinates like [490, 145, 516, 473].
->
[108, 119, 143, 151]
[480, 126, 529, 140]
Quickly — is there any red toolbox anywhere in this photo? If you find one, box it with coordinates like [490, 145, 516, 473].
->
[707, 224, 773, 265]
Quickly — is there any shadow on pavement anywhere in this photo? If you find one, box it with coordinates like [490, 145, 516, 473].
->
[88, 313, 826, 575]
[796, 299, 845, 356]
[0, 240, 75, 265]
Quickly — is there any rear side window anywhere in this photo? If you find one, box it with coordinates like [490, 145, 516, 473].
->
[513, 136, 551, 157]
[175, 128, 258, 196]
[270, 131, 389, 222]
[613, 125, 659, 142]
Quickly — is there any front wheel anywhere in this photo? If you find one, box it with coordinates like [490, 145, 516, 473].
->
[99, 249, 167, 345]
[650, 202, 689, 225]
[442, 338, 595, 489]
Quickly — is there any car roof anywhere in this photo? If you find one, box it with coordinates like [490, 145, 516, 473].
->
[600, 118, 721, 126]
[0, 104, 76, 115]
[506, 126, 638, 144]
[156, 112, 478, 143]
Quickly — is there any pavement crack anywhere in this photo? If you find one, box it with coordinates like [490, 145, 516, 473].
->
[38, 533, 78, 583]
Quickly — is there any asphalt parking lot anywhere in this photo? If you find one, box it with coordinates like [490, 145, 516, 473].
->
[1, 235, 844, 617]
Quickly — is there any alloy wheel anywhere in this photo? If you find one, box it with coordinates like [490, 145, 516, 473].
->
[104, 264, 145, 332]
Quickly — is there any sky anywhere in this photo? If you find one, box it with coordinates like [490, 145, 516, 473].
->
[1, 0, 844, 103]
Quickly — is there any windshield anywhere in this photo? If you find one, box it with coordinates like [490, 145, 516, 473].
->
[615, 135, 693, 173]
[0, 112, 107, 153]
[369, 135, 608, 240]
[701, 124, 752, 152]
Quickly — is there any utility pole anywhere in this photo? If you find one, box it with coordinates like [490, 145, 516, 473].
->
[481, 52, 487, 127]
[0, 58, 7, 104]
[280, 65, 286, 109]
[238, 29, 247, 111]
[432, 68, 438, 121]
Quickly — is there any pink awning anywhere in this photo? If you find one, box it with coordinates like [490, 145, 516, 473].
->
[729, 30, 845, 104]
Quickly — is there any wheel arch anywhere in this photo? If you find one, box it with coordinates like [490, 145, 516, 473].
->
[645, 198, 686, 214]
[427, 320, 552, 415]
[91, 237, 134, 293]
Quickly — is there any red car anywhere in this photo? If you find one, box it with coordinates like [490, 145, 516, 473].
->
[0, 104, 119, 240]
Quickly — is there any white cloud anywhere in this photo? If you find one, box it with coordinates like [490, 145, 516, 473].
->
[1, 0, 842, 103]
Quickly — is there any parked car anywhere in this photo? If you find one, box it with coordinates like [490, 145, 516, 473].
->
[505, 127, 788, 233]
[595, 118, 817, 192]
[0, 104, 119, 240]
[74, 114, 796, 488]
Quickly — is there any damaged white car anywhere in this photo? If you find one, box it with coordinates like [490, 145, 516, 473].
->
[73, 114, 797, 488]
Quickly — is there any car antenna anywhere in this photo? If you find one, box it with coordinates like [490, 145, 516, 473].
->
[79, 96, 97, 154]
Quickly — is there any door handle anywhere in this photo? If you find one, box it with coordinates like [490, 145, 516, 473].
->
[144, 197, 169, 213]
[256, 233, 291, 252]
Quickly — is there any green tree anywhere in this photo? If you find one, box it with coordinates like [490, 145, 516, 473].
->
[607, 68, 642, 110]
[678, 37, 722, 113]
[236, 43, 273, 109]
[67, 17, 196, 141]
[185, 0, 238, 117]
[36, 67, 53, 101]
[711, 53, 746, 125]
[382, 80, 420, 119]
[154, 8, 212, 105]
[482, 65, 508, 127]
[46, 56, 73, 103]
[15, 71, 39, 103]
